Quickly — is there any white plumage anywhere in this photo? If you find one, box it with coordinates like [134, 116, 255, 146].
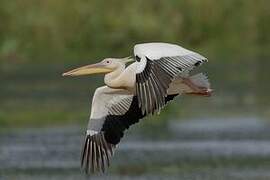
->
[63, 42, 212, 173]
[89, 87, 132, 119]
[134, 42, 195, 59]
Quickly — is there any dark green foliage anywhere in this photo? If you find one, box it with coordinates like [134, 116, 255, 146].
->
[0, 0, 269, 63]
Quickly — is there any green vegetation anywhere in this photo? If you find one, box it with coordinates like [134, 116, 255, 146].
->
[0, 0, 269, 62]
[0, 0, 269, 128]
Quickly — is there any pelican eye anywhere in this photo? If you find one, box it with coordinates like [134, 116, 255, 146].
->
[135, 55, 141, 62]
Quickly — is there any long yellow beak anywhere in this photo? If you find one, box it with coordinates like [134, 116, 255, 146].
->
[62, 63, 112, 76]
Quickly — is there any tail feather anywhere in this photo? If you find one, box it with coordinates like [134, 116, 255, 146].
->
[168, 73, 211, 94]
[189, 73, 210, 89]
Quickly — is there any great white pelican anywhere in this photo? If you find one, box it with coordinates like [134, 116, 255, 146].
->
[63, 42, 212, 173]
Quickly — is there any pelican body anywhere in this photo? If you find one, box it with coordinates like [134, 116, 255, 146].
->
[63, 42, 212, 173]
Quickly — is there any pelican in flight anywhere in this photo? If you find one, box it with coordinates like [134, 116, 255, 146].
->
[63, 42, 212, 173]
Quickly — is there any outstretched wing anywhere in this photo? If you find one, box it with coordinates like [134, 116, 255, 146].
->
[81, 86, 134, 173]
[81, 86, 178, 173]
[134, 42, 207, 114]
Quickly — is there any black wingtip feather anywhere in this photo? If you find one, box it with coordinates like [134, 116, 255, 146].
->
[81, 136, 88, 167]
[81, 133, 114, 174]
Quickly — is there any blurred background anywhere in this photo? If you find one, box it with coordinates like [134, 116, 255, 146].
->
[1, 0, 270, 179]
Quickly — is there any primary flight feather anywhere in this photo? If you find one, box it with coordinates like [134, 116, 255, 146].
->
[63, 42, 212, 173]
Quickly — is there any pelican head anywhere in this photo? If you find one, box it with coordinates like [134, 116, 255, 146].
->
[62, 57, 134, 76]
